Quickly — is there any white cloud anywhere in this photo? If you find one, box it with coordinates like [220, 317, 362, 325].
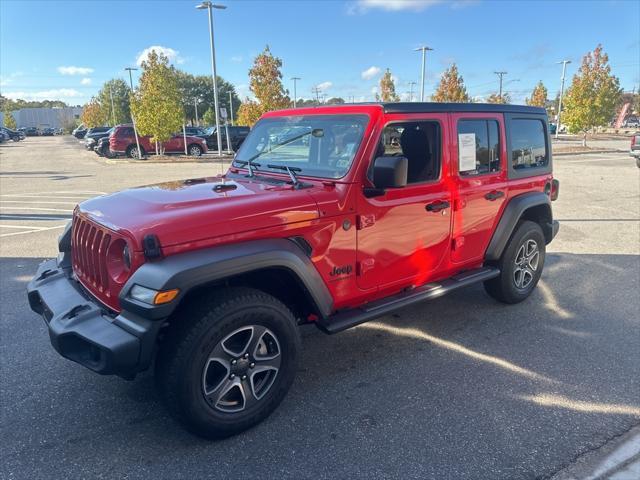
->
[57, 66, 94, 75]
[80, 78, 92, 85]
[3, 89, 83, 101]
[361, 66, 381, 80]
[316, 81, 333, 91]
[136, 46, 183, 66]
[231, 55, 243, 63]
[0, 71, 23, 86]
[348, 0, 476, 13]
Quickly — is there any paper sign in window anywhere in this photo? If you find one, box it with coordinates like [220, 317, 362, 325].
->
[458, 133, 476, 172]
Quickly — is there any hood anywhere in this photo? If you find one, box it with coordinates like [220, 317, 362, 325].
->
[77, 176, 321, 250]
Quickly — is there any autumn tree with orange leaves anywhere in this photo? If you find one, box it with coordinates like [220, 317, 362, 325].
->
[432, 64, 470, 103]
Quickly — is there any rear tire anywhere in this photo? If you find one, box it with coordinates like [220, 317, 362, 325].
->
[156, 287, 301, 439]
[484, 220, 546, 304]
[126, 144, 144, 159]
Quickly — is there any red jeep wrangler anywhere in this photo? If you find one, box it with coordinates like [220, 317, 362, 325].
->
[28, 103, 559, 438]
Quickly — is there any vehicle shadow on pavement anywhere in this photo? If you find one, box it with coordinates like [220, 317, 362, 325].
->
[2, 252, 639, 479]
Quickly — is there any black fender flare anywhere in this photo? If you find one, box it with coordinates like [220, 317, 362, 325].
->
[118, 238, 333, 320]
[485, 192, 555, 262]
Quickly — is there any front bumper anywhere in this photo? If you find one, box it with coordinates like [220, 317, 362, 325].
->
[27, 256, 162, 379]
[551, 220, 560, 240]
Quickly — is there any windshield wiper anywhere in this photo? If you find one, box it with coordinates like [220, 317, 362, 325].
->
[238, 130, 313, 172]
[267, 164, 302, 187]
[234, 160, 261, 177]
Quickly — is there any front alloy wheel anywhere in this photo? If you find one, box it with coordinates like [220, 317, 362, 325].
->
[202, 325, 281, 413]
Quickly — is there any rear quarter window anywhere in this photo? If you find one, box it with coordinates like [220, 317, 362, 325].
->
[506, 115, 551, 178]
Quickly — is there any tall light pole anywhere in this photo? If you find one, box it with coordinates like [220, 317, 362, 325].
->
[291, 77, 301, 108]
[108, 85, 116, 126]
[556, 60, 571, 139]
[196, 1, 226, 157]
[494, 71, 507, 101]
[194, 98, 199, 125]
[124, 67, 142, 159]
[408, 81, 416, 102]
[414, 45, 433, 102]
[228, 91, 234, 125]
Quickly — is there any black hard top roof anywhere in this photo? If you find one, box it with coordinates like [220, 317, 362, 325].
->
[381, 102, 546, 115]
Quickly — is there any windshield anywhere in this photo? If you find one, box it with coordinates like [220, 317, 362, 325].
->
[234, 114, 368, 179]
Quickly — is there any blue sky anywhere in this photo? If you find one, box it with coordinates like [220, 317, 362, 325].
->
[1, 0, 638, 105]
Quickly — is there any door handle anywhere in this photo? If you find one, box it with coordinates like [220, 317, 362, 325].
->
[426, 200, 450, 212]
[484, 190, 505, 201]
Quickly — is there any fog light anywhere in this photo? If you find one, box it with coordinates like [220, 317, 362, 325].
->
[130, 285, 179, 305]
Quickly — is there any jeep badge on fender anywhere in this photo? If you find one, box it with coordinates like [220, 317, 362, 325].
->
[28, 102, 559, 439]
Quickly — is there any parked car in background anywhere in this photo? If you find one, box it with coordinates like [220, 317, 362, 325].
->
[1, 127, 25, 141]
[201, 125, 250, 151]
[94, 136, 113, 157]
[630, 133, 640, 168]
[22, 127, 40, 136]
[623, 117, 640, 128]
[40, 127, 56, 136]
[108, 124, 208, 158]
[84, 127, 112, 150]
[73, 125, 88, 139]
[0, 130, 8, 143]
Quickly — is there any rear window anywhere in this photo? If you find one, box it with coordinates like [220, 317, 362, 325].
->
[457, 119, 501, 176]
[510, 119, 548, 170]
[117, 127, 134, 136]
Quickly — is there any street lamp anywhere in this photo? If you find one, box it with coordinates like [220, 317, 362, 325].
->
[556, 60, 571, 139]
[291, 77, 301, 108]
[408, 81, 416, 102]
[196, 1, 226, 157]
[124, 67, 142, 159]
[194, 97, 200, 125]
[228, 91, 234, 125]
[414, 45, 433, 102]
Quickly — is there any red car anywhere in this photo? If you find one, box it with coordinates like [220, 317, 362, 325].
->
[29, 102, 558, 438]
[108, 124, 208, 157]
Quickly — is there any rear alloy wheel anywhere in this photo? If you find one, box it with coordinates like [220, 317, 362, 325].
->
[126, 144, 144, 159]
[156, 287, 300, 439]
[484, 220, 546, 304]
[188, 144, 203, 157]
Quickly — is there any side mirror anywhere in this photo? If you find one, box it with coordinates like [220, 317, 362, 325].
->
[372, 156, 408, 189]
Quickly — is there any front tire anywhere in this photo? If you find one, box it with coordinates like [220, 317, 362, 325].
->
[188, 144, 203, 157]
[126, 144, 145, 159]
[484, 220, 546, 304]
[156, 287, 301, 439]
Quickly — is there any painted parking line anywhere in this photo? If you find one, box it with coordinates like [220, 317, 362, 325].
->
[0, 224, 66, 238]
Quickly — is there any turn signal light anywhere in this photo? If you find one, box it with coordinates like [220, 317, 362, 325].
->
[154, 289, 180, 305]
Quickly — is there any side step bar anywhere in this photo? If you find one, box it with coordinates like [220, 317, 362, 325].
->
[317, 267, 500, 334]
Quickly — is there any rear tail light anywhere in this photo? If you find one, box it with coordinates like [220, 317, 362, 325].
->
[550, 179, 559, 201]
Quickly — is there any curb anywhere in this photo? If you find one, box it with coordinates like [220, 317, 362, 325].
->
[553, 149, 627, 157]
[105, 156, 234, 165]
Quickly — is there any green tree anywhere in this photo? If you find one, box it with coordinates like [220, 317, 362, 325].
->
[175, 71, 241, 126]
[526, 81, 548, 107]
[81, 98, 105, 128]
[432, 64, 470, 102]
[486, 92, 511, 104]
[131, 50, 184, 154]
[3, 111, 17, 129]
[325, 97, 345, 105]
[237, 46, 290, 126]
[563, 45, 622, 142]
[377, 68, 400, 102]
[96, 79, 131, 126]
[202, 107, 216, 125]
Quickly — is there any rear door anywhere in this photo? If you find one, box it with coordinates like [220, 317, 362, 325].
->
[449, 113, 508, 264]
[356, 114, 452, 291]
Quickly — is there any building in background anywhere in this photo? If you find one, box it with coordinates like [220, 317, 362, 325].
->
[0, 107, 83, 129]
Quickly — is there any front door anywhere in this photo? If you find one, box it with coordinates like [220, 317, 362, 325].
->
[356, 115, 452, 291]
[449, 113, 508, 264]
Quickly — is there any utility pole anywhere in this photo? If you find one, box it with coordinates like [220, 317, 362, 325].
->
[291, 77, 301, 108]
[196, 1, 226, 157]
[312, 86, 321, 104]
[229, 91, 234, 125]
[408, 81, 416, 102]
[556, 60, 571, 139]
[194, 98, 199, 125]
[124, 67, 142, 159]
[494, 71, 507, 101]
[414, 45, 434, 102]
[108, 85, 116, 126]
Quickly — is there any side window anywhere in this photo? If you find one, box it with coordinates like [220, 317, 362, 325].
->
[510, 119, 548, 170]
[457, 120, 501, 176]
[378, 121, 441, 183]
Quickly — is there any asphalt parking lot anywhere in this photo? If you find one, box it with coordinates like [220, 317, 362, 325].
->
[1, 136, 639, 479]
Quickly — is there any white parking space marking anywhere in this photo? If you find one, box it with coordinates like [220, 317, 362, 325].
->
[0, 191, 101, 238]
